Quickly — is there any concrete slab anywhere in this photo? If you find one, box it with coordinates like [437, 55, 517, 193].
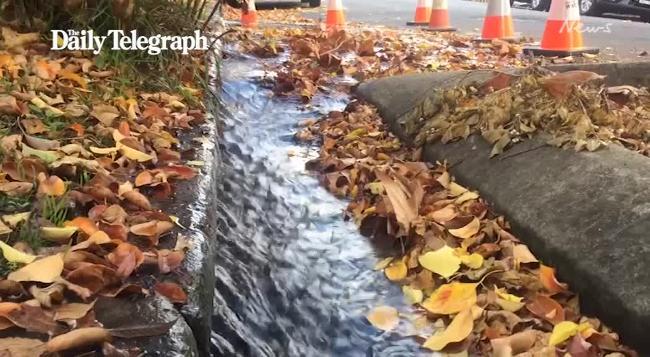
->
[356, 63, 650, 353]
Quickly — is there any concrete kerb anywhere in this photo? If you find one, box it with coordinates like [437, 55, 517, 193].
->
[355, 61, 650, 353]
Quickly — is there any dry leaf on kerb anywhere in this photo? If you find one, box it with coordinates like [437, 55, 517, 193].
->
[539, 265, 568, 295]
[490, 330, 540, 357]
[423, 307, 473, 351]
[446, 216, 480, 239]
[421, 282, 477, 315]
[8, 254, 64, 283]
[418, 245, 461, 278]
[512, 244, 538, 264]
[526, 294, 565, 325]
[46, 327, 112, 352]
[366, 306, 399, 331]
[549, 321, 593, 346]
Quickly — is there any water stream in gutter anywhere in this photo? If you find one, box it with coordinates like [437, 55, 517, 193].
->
[209, 48, 430, 356]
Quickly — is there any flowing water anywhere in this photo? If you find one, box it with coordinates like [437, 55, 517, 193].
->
[209, 50, 430, 356]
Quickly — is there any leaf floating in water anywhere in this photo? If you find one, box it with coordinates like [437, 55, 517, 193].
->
[366, 306, 399, 331]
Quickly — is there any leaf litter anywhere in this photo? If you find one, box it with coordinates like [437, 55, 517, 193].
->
[0, 25, 205, 355]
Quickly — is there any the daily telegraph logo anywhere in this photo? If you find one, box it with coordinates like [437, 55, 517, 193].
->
[51, 30, 209, 55]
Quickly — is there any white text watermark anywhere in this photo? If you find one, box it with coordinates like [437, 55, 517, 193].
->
[51, 30, 209, 55]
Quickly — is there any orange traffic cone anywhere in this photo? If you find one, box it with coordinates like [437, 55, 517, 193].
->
[524, 0, 598, 56]
[426, 0, 456, 32]
[479, 0, 515, 41]
[407, 0, 432, 26]
[241, 0, 258, 28]
[326, 0, 345, 30]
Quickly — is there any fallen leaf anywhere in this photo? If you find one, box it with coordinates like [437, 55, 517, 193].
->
[154, 282, 187, 304]
[7, 304, 64, 335]
[37, 173, 66, 196]
[8, 254, 64, 283]
[549, 321, 592, 346]
[1, 212, 30, 228]
[65, 217, 98, 235]
[539, 265, 568, 295]
[446, 216, 480, 239]
[0, 337, 47, 357]
[40, 226, 78, 243]
[526, 294, 565, 325]
[0, 241, 35, 264]
[366, 305, 399, 331]
[384, 259, 407, 281]
[54, 301, 96, 321]
[490, 330, 540, 357]
[542, 71, 605, 99]
[106, 243, 144, 278]
[423, 308, 473, 351]
[418, 245, 461, 278]
[91, 104, 120, 126]
[376, 171, 418, 231]
[46, 327, 111, 352]
[422, 282, 477, 315]
[402, 285, 423, 305]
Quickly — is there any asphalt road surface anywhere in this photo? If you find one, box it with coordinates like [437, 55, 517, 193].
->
[298, 0, 650, 59]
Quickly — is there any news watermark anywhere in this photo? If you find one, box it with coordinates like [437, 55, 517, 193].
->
[51, 30, 209, 55]
[560, 21, 612, 34]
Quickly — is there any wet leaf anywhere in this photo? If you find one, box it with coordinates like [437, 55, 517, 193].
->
[418, 245, 461, 278]
[46, 327, 111, 352]
[402, 285, 423, 305]
[106, 243, 144, 278]
[366, 306, 399, 331]
[384, 259, 407, 281]
[154, 282, 187, 304]
[423, 308, 473, 351]
[54, 301, 96, 321]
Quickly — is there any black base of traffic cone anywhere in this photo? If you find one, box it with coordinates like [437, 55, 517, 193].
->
[523, 46, 600, 57]
[423, 27, 457, 32]
[406, 21, 430, 26]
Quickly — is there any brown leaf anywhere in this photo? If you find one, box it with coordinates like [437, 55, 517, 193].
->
[376, 171, 419, 232]
[0, 337, 47, 357]
[0, 182, 34, 197]
[106, 243, 145, 278]
[6, 304, 65, 335]
[46, 327, 111, 352]
[490, 330, 541, 357]
[526, 294, 565, 325]
[54, 301, 96, 321]
[157, 249, 185, 274]
[154, 282, 187, 304]
[542, 71, 605, 99]
[122, 190, 152, 210]
[0, 95, 21, 115]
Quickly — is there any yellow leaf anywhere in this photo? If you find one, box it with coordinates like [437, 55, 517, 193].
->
[30, 97, 64, 116]
[58, 69, 87, 89]
[423, 308, 473, 351]
[548, 321, 593, 346]
[0, 220, 11, 235]
[8, 254, 64, 283]
[367, 306, 399, 331]
[374, 257, 393, 270]
[0, 241, 36, 264]
[118, 144, 153, 162]
[459, 253, 484, 269]
[1, 212, 30, 228]
[496, 288, 523, 303]
[384, 259, 408, 281]
[455, 191, 479, 204]
[402, 285, 423, 305]
[422, 282, 477, 315]
[448, 217, 480, 239]
[448, 182, 467, 196]
[40, 226, 77, 243]
[418, 246, 461, 278]
[169, 215, 186, 229]
[90, 146, 119, 155]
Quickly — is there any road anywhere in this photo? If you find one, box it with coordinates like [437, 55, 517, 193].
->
[299, 0, 650, 59]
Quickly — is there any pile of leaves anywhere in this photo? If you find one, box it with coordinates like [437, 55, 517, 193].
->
[302, 101, 636, 356]
[222, 3, 316, 26]
[232, 24, 530, 103]
[405, 69, 650, 157]
[0, 26, 206, 355]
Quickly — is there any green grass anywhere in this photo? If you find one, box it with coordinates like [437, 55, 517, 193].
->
[0, 256, 19, 277]
[41, 195, 68, 227]
[0, 193, 33, 214]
